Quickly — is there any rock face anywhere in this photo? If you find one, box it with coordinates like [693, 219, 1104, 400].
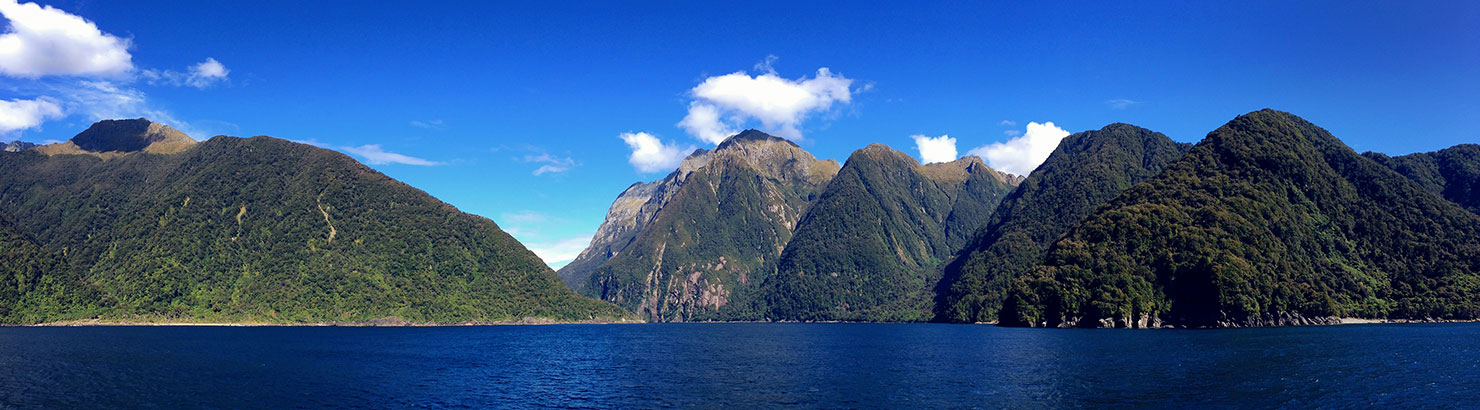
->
[1002, 109, 1480, 328]
[937, 123, 1190, 323]
[557, 150, 713, 291]
[1366, 144, 1480, 214]
[583, 130, 839, 322]
[2, 141, 37, 152]
[748, 145, 1021, 322]
[33, 118, 196, 157]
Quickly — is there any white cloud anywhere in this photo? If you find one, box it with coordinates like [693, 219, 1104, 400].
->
[1106, 99, 1139, 109]
[966, 121, 1070, 176]
[521, 152, 577, 176]
[337, 144, 443, 166]
[409, 119, 444, 129]
[999, 120, 1016, 126]
[911, 134, 957, 164]
[0, 95, 62, 134]
[620, 131, 694, 173]
[522, 233, 594, 269]
[139, 57, 230, 89]
[677, 66, 855, 143]
[0, 0, 133, 78]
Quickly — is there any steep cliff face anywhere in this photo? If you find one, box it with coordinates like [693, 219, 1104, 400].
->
[938, 123, 1189, 323]
[557, 149, 713, 290]
[748, 145, 1020, 322]
[583, 130, 839, 321]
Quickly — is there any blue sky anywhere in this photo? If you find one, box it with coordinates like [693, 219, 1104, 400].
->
[2, 1, 1477, 267]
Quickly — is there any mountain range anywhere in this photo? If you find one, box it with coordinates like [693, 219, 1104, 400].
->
[4, 110, 1478, 327]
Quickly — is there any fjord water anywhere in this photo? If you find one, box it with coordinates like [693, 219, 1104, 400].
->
[1, 324, 1476, 408]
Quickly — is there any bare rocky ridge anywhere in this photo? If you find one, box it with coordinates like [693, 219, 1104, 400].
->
[557, 149, 714, 290]
[582, 130, 840, 322]
[33, 118, 196, 158]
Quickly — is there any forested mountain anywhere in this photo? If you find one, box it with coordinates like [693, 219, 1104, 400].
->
[746, 145, 1020, 321]
[1002, 110, 1480, 328]
[0, 120, 631, 324]
[0, 211, 100, 324]
[557, 149, 714, 291]
[938, 124, 1189, 323]
[1366, 144, 1480, 214]
[584, 130, 839, 321]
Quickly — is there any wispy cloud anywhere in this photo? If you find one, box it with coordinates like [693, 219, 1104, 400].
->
[139, 57, 230, 89]
[1106, 99, 1140, 109]
[999, 120, 1016, 126]
[409, 119, 445, 130]
[519, 152, 578, 176]
[295, 139, 444, 166]
[522, 233, 594, 269]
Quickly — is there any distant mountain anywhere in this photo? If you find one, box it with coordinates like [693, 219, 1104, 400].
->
[583, 130, 839, 322]
[0, 120, 631, 324]
[1003, 110, 1480, 328]
[938, 124, 1189, 323]
[748, 145, 1020, 321]
[557, 148, 714, 291]
[1366, 144, 1480, 214]
[33, 118, 196, 157]
[2, 141, 37, 152]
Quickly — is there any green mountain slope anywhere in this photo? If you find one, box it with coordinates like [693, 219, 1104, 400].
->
[938, 124, 1189, 323]
[1366, 144, 1480, 214]
[0, 121, 630, 324]
[751, 145, 1021, 321]
[584, 130, 839, 322]
[1003, 110, 1480, 328]
[0, 212, 101, 324]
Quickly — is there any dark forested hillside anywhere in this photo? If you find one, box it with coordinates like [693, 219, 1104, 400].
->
[1366, 144, 1480, 214]
[748, 145, 1020, 321]
[583, 130, 839, 322]
[0, 212, 101, 324]
[0, 122, 630, 324]
[938, 124, 1189, 323]
[1002, 110, 1480, 328]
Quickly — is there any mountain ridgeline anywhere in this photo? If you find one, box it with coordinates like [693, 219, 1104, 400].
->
[938, 124, 1191, 323]
[0, 119, 630, 324]
[582, 131, 840, 322]
[746, 145, 1021, 322]
[1002, 110, 1480, 328]
[1366, 144, 1480, 214]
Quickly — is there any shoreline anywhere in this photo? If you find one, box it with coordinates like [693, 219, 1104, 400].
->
[22, 318, 644, 327]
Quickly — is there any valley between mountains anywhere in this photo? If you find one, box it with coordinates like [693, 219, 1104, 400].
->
[2, 110, 1477, 328]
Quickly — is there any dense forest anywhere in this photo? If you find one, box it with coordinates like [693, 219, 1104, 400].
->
[0, 120, 631, 324]
[745, 145, 1019, 322]
[1002, 110, 1480, 328]
[937, 124, 1189, 323]
[1366, 144, 1480, 214]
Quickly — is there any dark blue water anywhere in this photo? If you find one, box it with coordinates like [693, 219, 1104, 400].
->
[1, 323, 1477, 409]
